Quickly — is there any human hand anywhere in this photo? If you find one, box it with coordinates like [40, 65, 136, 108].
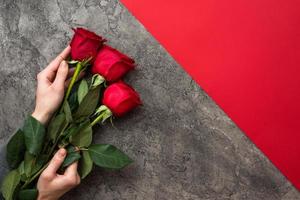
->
[32, 46, 82, 124]
[37, 148, 81, 200]
[31, 46, 70, 124]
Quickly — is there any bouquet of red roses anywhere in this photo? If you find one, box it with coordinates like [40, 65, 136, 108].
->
[1, 28, 142, 200]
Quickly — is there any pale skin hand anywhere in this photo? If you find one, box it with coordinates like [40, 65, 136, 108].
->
[31, 45, 80, 125]
[37, 148, 81, 200]
[31, 46, 82, 199]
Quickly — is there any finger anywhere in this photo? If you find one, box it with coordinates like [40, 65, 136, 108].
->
[64, 71, 85, 89]
[44, 69, 57, 83]
[37, 68, 56, 84]
[40, 46, 71, 83]
[43, 148, 67, 176]
[64, 161, 79, 178]
[46, 46, 71, 72]
[53, 61, 69, 89]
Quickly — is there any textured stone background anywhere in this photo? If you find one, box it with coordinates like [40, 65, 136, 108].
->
[0, 0, 299, 199]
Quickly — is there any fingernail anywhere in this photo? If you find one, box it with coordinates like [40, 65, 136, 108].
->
[59, 148, 66, 157]
[60, 61, 68, 72]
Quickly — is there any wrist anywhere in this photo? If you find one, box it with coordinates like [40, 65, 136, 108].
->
[32, 110, 51, 125]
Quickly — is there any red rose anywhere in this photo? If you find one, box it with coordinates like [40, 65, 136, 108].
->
[102, 81, 142, 117]
[91, 45, 135, 82]
[70, 28, 105, 62]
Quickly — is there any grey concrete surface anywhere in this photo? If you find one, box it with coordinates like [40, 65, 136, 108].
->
[0, 0, 299, 199]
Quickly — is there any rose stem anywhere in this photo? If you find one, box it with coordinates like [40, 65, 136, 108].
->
[59, 62, 82, 113]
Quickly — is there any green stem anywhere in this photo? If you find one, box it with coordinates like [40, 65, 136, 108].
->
[66, 62, 82, 100]
[59, 62, 82, 113]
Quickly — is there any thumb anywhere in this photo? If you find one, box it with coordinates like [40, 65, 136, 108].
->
[53, 61, 68, 89]
[43, 148, 67, 176]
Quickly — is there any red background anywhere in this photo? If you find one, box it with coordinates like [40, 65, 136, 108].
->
[121, 0, 300, 189]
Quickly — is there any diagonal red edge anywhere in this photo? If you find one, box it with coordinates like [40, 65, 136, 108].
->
[121, 0, 300, 190]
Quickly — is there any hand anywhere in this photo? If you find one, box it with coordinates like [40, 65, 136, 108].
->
[32, 46, 71, 124]
[37, 148, 81, 200]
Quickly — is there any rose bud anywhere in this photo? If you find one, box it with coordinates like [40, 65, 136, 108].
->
[70, 27, 106, 62]
[102, 81, 142, 117]
[91, 45, 135, 82]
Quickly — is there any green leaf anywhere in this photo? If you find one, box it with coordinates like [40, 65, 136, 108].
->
[70, 122, 92, 147]
[74, 86, 100, 119]
[61, 121, 90, 147]
[31, 154, 47, 175]
[63, 102, 73, 123]
[88, 144, 133, 169]
[23, 116, 46, 156]
[58, 138, 70, 148]
[17, 161, 27, 182]
[68, 89, 79, 112]
[62, 152, 81, 168]
[24, 152, 35, 177]
[47, 113, 67, 142]
[78, 79, 89, 104]
[90, 74, 105, 89]
[1, 170, 20, 200]
[79, 151, 93, 179]
[17, 161, 24, 174]
[18, 189, 38, 200]
[6, 129, 26, 169]
[61, 146, 81, 168]
[61, 124, 77, 138]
